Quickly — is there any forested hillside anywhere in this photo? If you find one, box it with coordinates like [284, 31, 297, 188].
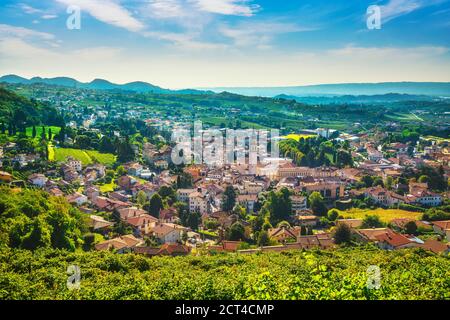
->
[0, 87, 63, 129]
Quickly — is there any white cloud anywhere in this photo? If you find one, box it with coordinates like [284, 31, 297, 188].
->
[55, 0, 144, 32]
[41, 14, 58, 19]
[19, 3, 43, 14]
[0, 24, 55, 40]
[220, 21, 313, 48]
[143, 31, 227, 50]
[193, 0, 260, 16]
[378, 0, 445, 23]
[147, 0, 187, 18]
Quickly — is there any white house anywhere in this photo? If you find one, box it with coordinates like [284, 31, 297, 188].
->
[28, 173, 48, 187]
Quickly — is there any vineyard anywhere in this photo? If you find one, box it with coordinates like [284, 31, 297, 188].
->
[0, 246, 448, 300]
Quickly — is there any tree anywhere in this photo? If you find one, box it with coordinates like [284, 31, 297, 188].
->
[227, 222, 246, 241]
[147, 193, 163, 218]
[222, 185, 236, 212]
[334, 223, 352, 245]
[385, 176, 394, 190]
[372, 177, 384, 187]
[257, 230, 270, 246]
[309, 192, 327, 216]
[40, 126, 46, 140]
[48, 128, 53, 141]
[404, 221, 418, 235]
[327, 209, 339, 221]
[186, 212, 201, 230]
[116, 165, 126, 176]
[362, 215, 384, 228]
[267, 188, 292, 225]
[32, 125, 37, 138]
[181, 231, 188, 243]
[300, 225, 307, 236]
[136, 191, 147, 208]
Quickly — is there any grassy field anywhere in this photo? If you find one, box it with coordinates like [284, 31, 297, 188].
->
[340, 208, 422, 223]
[385, 112, 424, 122]
[25, 126, 61, 140]
[53, 148, 116, 166]
[98, 181, 117, 193]
[282, 134, 316, 141]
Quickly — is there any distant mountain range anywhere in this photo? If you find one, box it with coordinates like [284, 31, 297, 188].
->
[275, 93, 446, 104]
[204, 82, 450, 97]
[0, 74, 211, 95]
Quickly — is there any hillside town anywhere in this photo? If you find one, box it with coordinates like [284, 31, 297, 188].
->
[1, 108, 449, 257]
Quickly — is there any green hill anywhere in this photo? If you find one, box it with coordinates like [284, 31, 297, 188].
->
[0, 86, 63, 126]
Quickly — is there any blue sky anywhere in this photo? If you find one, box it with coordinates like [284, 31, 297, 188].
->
[0, 0, 449, 88]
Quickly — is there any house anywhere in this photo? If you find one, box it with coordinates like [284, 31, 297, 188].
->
[290, 195, 307, 213]
[375, 230, 420, 250]
[209, 240, 242, 252]
[85, 186, 100, 201]
[0, 171, 13, 183]
[353, 228, 390, 242]
[125, 162, 143, 176]
[28, 173, 48, 187]
[299, 179, 345, 200]
[189, 191, 209, 214]
[177, 188, 196, 203]
[157, 243, 191, 256]
[154, 160, 169, 170]
[66, 192, 88, 206]
[297, 215, 318, 227]
[150, 223, 181, 244]
[88, 215, 114, 231]
[92, 196, 129, 211]
[125, 214, 159, 235]
[237, 194, 258, 212]
[419, 239, 449, 254]
[117, 207, 148, 220]
[296, 233, 335, 249]
[117, 175, 137, 191]
[67, 158, 82, 172]
[336, 219, 363, 229]
[159, 208, 179, 223]
[432, 220, 450, 235]
[268, 226, 298, 243]
[409, 191, 442, 207]
[95, 234, 143, 253]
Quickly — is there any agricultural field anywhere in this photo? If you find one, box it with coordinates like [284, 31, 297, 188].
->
[282, 134, 316, 141]
[52, 148, 116, 166]
[0, 246, 448, 300]
[340, 208, 422, 223]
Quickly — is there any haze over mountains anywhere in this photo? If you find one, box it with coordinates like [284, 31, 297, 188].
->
[1, 75, 450, 101]
[0, 74, 210, 95]
[205, 82, 450, 97]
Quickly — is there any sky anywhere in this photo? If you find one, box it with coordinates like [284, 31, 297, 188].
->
[0, 0, 449, 88]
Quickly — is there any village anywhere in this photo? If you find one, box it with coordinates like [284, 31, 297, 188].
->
[1, 117, 449, 258]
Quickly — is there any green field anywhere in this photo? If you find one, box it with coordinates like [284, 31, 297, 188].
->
[25, 126, 61, 141]
[385, 112, 424, 122]
[53, 148, 116, 166]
